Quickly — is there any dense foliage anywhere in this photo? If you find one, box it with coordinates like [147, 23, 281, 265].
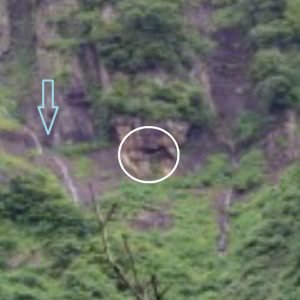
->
[57, 0, 208, 73]
[1, 153, 300, 299]
[215, 0, 300, 112]
[53, 0, 214, 134]
[95, 77, 212, 124]
[222, 165, 300, 300]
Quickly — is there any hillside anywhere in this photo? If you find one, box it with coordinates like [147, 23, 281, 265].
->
[1, 0, 300, 299]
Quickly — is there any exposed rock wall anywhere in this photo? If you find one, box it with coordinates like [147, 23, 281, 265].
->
[34, 0, 95, 144]
[6, 0, 36, 55]
[0, 0, 9, 57]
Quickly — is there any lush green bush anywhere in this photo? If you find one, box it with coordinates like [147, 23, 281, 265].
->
[213, 0, 286, 30]
[223, 165, 300, 299]
[232, 150, 264, 192]
[250, 49, 287, 82]
[53, 0, 214, 137]
[94, 77, 212, 126]
[251, 49, 300, 110]
[57, 0, 210, 73]
[215, 0, 300, 113]
[0, 172, 123, 299]
[1, 154, 300, 300]
[0, 174, 94, 237]
[234, 111, 263, 144]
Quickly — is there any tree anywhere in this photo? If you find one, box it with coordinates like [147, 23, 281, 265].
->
[89, 184, 170, 300]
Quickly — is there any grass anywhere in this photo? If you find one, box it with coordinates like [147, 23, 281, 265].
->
[0, 118, 21, 132]
[0, 151, 33, 174]
[99, 177, 223, 300]
[0, 143, 298, 299]
[72, 156, 93, 180]
[54, 140, 111, 157]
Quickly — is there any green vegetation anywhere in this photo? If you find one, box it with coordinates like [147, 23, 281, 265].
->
[0, 151, 36, 178]
[2, 0, 300, 299]
[95, 78, 212, 125]
[1, 153, 300, 299]
[234, 112, 263, 144]
[232, 150, 264, 192]
[177, 150, 265, 192]
[215, 0, 300, 113]
[0, 117, 21, 133]
[52, 0, 214, 135]
[72, 156, 93, 180]
[0, 175, 93, 237]
[0, 172, 116, 300]
[252, 49, 300, 111]
[0, 87, 17, 118]
[224, 164, 300, 299]
[57, 0, 210, 73]
[54, 140, 110, 157]
[0, 167, 219, 300]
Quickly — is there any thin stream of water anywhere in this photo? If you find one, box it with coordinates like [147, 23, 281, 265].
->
[24, 127, 43, 155]
[24, 127, 80, 204]
[53, 156, 79, 204]
[217, 188, 233, 256]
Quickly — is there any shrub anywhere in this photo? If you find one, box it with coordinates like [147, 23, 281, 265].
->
[224, 164, 300, 299]
[256, 74, 295, 109]
[250, 20, 293, 47]
[198, 154, 232, 187]
[0, 174, 94, 237]
[251, 49, 300, 111]
[57, 0, 208, 74]
[95, 77, 212, 128]
[251, 49, 286, 82]
[215, 0, 300, 117]
[234, 111, 263, 144]
[232, 150, 264, 192]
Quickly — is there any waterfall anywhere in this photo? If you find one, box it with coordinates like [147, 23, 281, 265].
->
[217, 188, 233, 256]
[53, 157, 79, 204]
[23, 127, 43, 155]
[224, 188, 233, 210]
[23, 126, 79, 204]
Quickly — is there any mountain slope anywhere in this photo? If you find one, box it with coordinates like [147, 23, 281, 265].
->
[1, 0, 300, 299]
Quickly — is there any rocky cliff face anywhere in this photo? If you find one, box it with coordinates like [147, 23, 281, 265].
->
[2, 0, 197, 148]
[2, 0, 94, 144]
[0, 0, 9, 57]
[35, 0, 95, 144]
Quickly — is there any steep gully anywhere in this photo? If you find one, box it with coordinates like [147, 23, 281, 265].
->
[193, 2, 250, 255]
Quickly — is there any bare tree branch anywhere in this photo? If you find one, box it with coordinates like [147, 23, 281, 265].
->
[88, 182, 170, 300]
[122, 234, 143, 289]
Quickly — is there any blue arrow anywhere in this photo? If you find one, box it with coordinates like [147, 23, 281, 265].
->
[37, 79, 59, 135]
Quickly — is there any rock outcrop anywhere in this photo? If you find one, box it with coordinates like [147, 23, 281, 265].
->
[113, 116, 189, 180]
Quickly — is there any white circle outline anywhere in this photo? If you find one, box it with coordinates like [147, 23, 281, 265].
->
[118, 126, 180, 184]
